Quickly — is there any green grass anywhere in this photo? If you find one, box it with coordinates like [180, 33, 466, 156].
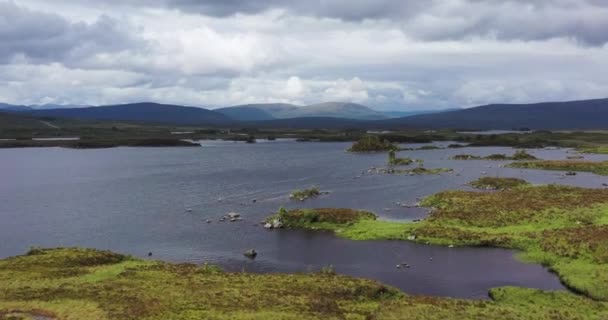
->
[509, 160, 608, 175]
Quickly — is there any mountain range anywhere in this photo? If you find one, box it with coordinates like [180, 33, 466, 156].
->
[1, 98, 608, 130]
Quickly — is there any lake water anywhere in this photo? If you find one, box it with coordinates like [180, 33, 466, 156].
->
[2, 141, 607, 298]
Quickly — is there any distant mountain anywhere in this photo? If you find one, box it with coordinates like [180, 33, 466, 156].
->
[247, 117, 365, 129]
[218, 102, 387, 120]
[24, 102, 231, 126]
[376, 98, 608, 130]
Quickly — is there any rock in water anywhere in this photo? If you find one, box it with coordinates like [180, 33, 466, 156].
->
[264, 223, 273, 229]
[244, 249, 257, 259]
[272, 219, 283, 228]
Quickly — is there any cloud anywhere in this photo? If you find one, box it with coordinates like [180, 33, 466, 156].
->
[0, 1, 142, 65]
[55, 0, 608, 45]
[1, 0, 607, 110]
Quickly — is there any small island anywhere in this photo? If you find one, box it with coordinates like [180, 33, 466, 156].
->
[387, 150, 413, 165]
[348, 135, 397, 152]
[452, 150, 537, 161]
[266, 207, 377, 231]
[289, 187, 323, 201]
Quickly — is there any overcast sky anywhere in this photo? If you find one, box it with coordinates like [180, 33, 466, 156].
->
[1, 0, 607, 110]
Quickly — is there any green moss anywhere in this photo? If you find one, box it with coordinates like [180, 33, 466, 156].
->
[509, 160, 608, 175]
[470, 177, 530, 190]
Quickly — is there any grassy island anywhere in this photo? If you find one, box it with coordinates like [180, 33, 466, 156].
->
[509, 160, 608, 176]
[387, 150, 413, 166]
[470, 177, 530, 190]
[371, 167, 453, 175]
[348, 135, 397, 152]
[267, 207, 376, 231]
[2, 247, 608, 319]
[290, 187, 322, 201]
[452, 150, 537, 161]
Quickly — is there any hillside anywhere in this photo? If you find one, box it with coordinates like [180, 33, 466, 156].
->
[24, 102, 232, 126]
[377, 98, 608, 130]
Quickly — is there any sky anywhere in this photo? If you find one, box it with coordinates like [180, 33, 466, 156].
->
[1, 0, 608, 111]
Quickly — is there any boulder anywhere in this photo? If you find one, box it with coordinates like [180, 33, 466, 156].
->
[272, 219, 283, 229]
[243, 249, 257, 259]
[264, 223, 273, 229]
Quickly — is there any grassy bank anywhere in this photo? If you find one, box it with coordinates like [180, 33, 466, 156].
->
[509, 160, 608, 175]
[2, 248, 608, 319]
